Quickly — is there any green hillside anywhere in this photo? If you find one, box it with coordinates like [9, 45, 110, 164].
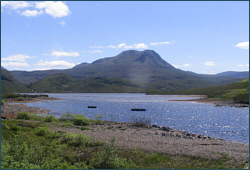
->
[164, 78, 249, 104]
[1, 68, 32, 93]
[28, 73, 146, 93]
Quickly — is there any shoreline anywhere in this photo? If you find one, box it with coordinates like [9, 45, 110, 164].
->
[168, 97, 249, 108]
[1, 96, 60, 117]
[1, 96, 249, 166]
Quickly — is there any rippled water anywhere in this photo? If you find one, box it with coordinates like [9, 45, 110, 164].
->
[25, 93, 249, 143]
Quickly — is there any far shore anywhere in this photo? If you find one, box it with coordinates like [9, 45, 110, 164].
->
[168, 97, 249, 108]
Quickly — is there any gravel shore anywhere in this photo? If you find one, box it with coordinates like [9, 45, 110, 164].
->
[1, 96, 59, 116]
[1, 96, 249, 167]
[48, 121, 249, 167]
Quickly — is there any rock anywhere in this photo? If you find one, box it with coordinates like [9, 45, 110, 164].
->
[152, 125, 159, 128]
[161, 126, 171, 131]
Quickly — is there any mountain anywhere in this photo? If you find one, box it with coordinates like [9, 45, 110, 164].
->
[1, 67, 32, 93]
[216, 71, 249, 78]
[29, 73, 145, 93]
[10, 50, 244, 92]
[72, 62, 89, 69]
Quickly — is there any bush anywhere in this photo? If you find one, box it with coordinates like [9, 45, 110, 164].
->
[130, 115, 152, 127]
[60, 122, 73, 127]
[1, 135, 67, 169]
[35, 127, 61, 139]
[35, 127, 51, 136]
[61, 132, 103, 147]
[17, 112, 32, 120]
[44, 115, 57, 122]
[1, 99, 5, 105]
[60, 111, 75, 121]
[90, 137, 136, 169]
[72, 114, 90, 126]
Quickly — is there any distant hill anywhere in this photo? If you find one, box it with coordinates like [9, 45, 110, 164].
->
[165, 78, 249, 104]
[28, 73, 145, 93]
[1, 68, 32, 93]
[216, 71, 249, 78]
[10, 50, 244, 93]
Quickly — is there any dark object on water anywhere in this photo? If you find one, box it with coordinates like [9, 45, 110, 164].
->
[131, 108, 146, 111]
[88, 106, 97, 108]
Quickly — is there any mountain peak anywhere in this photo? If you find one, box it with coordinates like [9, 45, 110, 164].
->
[92, 49, 175, 68]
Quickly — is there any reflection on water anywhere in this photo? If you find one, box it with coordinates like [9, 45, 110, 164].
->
[25, 93, 249, 144]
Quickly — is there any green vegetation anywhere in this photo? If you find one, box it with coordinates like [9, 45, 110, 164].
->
[1, 67, 32, 93]
[1, 112, 246, 169]
[28, 74, 146, 93]
[155, 78, 249, 104]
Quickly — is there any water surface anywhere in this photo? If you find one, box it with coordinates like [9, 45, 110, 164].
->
[24, 93, 249, 143]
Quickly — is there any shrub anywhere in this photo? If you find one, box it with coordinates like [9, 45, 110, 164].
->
[35, 127, 51, 136]
[61, 132, 103, 147]
[130, 115, 152, 127]
[94, 115, 104, 125]
[60, 111, 75, 121]
[61, 122, 73, 127]
[17, 112, 32, 120]
[1, 99, 5, 105]
[10, 126, 19, 131]
[35, 127, 60, 139]
[1, 135, 65, 169]
[44, 115, 57, 122]
[90, 137, 136, 169]
[72, 114, 90, 126]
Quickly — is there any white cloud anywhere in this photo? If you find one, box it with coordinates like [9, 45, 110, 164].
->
[1, 62, 30, 67]
[108, 45, 117, 49]
[237, 64, 249, 67]
[35, 1, 71, 18]
[117, 43, 126, 48]
[235, 41, 249, 49]
[88, 50, 102, 53]
[108, 43, 148, 49]
[173, 64, 190, 68]
[90, 46, 104, 49]
[1, 1, 31, 9]
[35, 60, 76, 68]
[21, 9, 43, 17]
[133, 43, 148, 49]
[150, 41, 171, 46]
[2, 1, 71, 18]
[59, 20, 66, 26]
[50, 51, 80, 57]
[205, 61, 215, 66]
[2, 54, 34, 62]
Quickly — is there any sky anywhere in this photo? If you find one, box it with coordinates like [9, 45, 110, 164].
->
[1, 1, 249, 74]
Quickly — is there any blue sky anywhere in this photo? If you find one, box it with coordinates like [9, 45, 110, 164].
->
[1, 1, 249, 74]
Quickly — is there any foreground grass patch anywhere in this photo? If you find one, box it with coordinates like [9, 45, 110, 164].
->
[1, 116, 247, 169]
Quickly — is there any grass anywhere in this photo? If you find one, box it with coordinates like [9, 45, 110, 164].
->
[1, 112, 247, 169]
[158, 78, 249, 104]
